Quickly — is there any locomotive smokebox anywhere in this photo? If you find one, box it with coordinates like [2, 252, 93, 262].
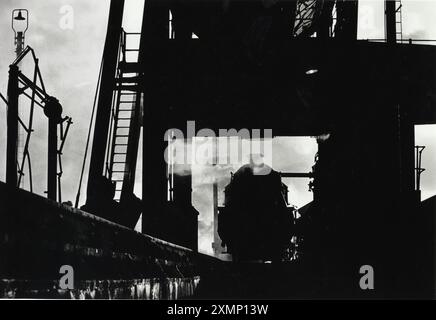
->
[218, 160, 294, 262]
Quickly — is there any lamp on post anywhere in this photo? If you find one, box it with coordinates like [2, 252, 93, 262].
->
[12, 9, 29, 57]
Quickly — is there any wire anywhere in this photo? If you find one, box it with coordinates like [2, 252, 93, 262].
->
[0, 92, 8, 106]
[74, 57, 104, 209]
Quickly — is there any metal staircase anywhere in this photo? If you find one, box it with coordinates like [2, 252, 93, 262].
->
[106, 30, 142, 201]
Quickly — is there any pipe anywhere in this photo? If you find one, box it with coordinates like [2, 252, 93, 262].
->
[6, 65, 19, 187]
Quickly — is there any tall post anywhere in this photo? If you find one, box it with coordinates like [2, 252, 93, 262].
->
[385, 0, 397, 44]
[47, 117, 58, 200]
[87, 0, 125, 196]
[141, 0, 171, 238]
[6, 65, 19, 187]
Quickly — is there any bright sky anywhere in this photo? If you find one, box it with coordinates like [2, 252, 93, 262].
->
[0, 0, 435, 255]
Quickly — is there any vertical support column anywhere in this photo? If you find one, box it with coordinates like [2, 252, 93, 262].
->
[141, 0, 171, 238]
[120, 92, 142, 201]
[335, 0, 359, 40]
[87, 0, 125, 195]
[44, 97, 63, 201]
[172, 2, 193, 213]
[212, 179, 220, 256]
[6, 65, 19, 188]
[47, 118, 57, 201]
[385, 0, 397, 44]
[399, 110, 415, 196]
[169, 2, 198, 251]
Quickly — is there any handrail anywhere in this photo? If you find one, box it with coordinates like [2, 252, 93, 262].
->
[364, 38, 436, 45]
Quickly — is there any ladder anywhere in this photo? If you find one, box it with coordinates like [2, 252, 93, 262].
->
[395, 0, 403, 43]
[106, 30, 142, 201]
[330, 1, 338, 38]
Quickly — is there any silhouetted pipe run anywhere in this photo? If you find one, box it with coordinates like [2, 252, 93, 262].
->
[6, 65, 19, 188]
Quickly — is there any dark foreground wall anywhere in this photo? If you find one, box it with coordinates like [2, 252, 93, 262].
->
[1, 180, 434, 299]
[0, 182, 219, 299]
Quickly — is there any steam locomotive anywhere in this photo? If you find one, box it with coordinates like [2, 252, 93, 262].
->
[218, 160, 294, 262]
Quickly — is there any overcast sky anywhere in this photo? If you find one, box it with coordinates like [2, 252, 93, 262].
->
[0, 0, 435, 255]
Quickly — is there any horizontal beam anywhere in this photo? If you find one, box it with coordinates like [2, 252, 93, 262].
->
[280, 172, 313, 178]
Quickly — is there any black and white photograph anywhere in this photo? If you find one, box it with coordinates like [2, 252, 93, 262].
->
[0, 0, 435, 305]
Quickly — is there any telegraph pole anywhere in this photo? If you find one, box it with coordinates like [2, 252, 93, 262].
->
[7, 10, 29, 188]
